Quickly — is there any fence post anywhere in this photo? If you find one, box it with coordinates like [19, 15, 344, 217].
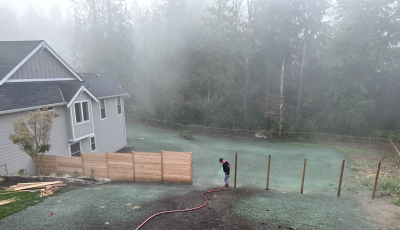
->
[55, 156, 59, 173]
[161, 150, 164, 183]
[190, 152, 193, 185]
[266, 154, 271, 190]
[132, 151, 135, 182]
[367, 137, 371, 149]
[338, 159, 345, 197]
[301, 158, 307, 194]
[106, 152, 110, 179]
[372, 161, 381, 199]
[81, 153, 85, 176]
[284, 131, 286, 139]
[234, 153, 238, 189]
[203, 126, 205, 134]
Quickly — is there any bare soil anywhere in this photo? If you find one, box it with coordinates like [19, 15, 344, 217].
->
[102, 188, 290, 230]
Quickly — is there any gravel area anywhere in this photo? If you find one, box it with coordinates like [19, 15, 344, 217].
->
[0, 123, 377, 229]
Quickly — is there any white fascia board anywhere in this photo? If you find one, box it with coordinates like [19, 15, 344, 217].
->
[6, 78, 77, 83]
[67, 85, 99, 108]
[69, 133, 94, 142]
[97, 93, 129, 99]
[43, 42, 83, 82]
[0, 41, 44, 85]
[0, 102, 67, 115]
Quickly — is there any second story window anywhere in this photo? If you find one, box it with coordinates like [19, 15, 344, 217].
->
[74, 101, 90, 124]
[100, 99, 106, 119]
[117, 97, 122, 115]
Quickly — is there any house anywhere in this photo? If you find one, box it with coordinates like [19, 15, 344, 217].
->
[0, 41, 128, 176]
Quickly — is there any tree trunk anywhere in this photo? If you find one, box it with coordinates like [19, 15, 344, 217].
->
[243, 57, 249, 125]
[279, 59, 285, 136]
[296, 34, 307, 117]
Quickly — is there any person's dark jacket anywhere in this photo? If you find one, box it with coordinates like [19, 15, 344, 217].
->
[222, 161, 230, 175]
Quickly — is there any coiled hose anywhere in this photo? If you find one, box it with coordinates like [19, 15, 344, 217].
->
[135, 161, 231, 230]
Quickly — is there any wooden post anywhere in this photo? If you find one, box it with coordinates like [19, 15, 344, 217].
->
[132, 151, 135, 182]
[372, 161, 381, 199]
[161, 150, 164, 183]
[171, 123, 173, 129]
[215, 128, 217, 136]
[367, 137, 371, 149]
[146, 117, 147, 123]
[203, 126, 205, 134]
[337, 159, 345, 197]
[234, 153, 238, 189]
[190, 152, 193, 185]
[55, 156, 59, 173]
[81, 153, 85, 176]
[266, 154, 271, 190]
[301, 158, 307, 194]
[227, 128, 229, 136]
[106, 152, 110, 179]
[283, 131, 286, 139]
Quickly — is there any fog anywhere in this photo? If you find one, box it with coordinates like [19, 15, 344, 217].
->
[1, 0, 399, 138]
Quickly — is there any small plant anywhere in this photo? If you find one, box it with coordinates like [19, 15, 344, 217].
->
[0, 177, 4, 182]
[39, 168, 44, 176]
[72, 170, 80, 178]
[18, 169, 25, 176]
[391, 198, 400, 206]
[89, 168, 96, 178]
[56, 171, 64, 177]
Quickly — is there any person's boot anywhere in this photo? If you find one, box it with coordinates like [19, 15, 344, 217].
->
[226, 183, 229, 189]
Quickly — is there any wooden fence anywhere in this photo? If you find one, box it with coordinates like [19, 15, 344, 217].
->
[39, 151, 192, 184]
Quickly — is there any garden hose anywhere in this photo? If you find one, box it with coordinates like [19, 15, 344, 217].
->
[135, 161, 231, 230]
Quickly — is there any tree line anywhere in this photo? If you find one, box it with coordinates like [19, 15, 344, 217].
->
[2, 0, 400, 137]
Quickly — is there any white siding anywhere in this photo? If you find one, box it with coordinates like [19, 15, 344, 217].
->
[71, 92, 94, 139]
[0, 106, 71, 175]
[90, 97, 126, 154]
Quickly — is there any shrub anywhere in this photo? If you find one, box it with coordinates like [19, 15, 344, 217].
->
[56, 171, 64, 177]
[180, 131, 194, 140]
[89, 168, 96, 178]
[0, 177, 4, 182]
[18, 169, 25, 176]
[361, 175, 400, 196]
[391, 198, 400, 206]
[72, 170, 80, 178]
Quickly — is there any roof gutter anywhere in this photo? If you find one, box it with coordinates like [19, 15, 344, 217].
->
[97, 93, 129, 99]
[0, 102, 67, 115]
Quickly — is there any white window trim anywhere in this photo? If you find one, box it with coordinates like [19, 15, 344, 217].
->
[74, 100, 90, 125]
[90, 136, 97, 152]
[99, 98, 107, 120]
[69, 141, 81, 157]
[116, 97, 122, 116]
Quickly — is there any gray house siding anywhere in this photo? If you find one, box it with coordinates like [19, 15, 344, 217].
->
[91, 97, 126, 154]
[0, 105, 70, 175]
[7, 48, 76, 81]
[71, 92, 94, 140]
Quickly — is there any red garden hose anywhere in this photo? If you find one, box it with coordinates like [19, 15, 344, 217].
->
[135, 161, 231, 230]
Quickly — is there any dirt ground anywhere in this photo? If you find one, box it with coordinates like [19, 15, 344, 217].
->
[105, 188, 298, 230]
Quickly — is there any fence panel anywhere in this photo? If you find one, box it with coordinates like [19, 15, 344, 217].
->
[82, 153, 107, 178]
[40, 155, 57, 175]
[57, 156, 83, 175]
[134, 152, 162, 182]
[107, 152, 134, 181]
[162, 151, 192, 184]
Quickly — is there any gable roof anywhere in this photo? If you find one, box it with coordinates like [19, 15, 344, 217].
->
[0, 82, 66, 113]
[0, 40, 83, 85]
[0, 41, 42, 82]
[77, 73, 127, 98]
[0, 73, 127, 114]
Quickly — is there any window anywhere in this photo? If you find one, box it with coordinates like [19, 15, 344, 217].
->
[100, 99, 106, 119]
[70, 142, 81, 157]
[117, 97, 122, 115]
[75, 103, 82, 123]
[74, 101, 90, 124]
[82, 102, 89, 121]
[91, 136, 96, 151]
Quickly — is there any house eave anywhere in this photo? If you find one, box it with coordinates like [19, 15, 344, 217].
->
[97, 93, 128, 99]
[66, 85, 99, 108]
[0, 102, 67, 115]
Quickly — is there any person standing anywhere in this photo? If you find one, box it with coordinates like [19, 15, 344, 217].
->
[219, 158, 230, 189]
